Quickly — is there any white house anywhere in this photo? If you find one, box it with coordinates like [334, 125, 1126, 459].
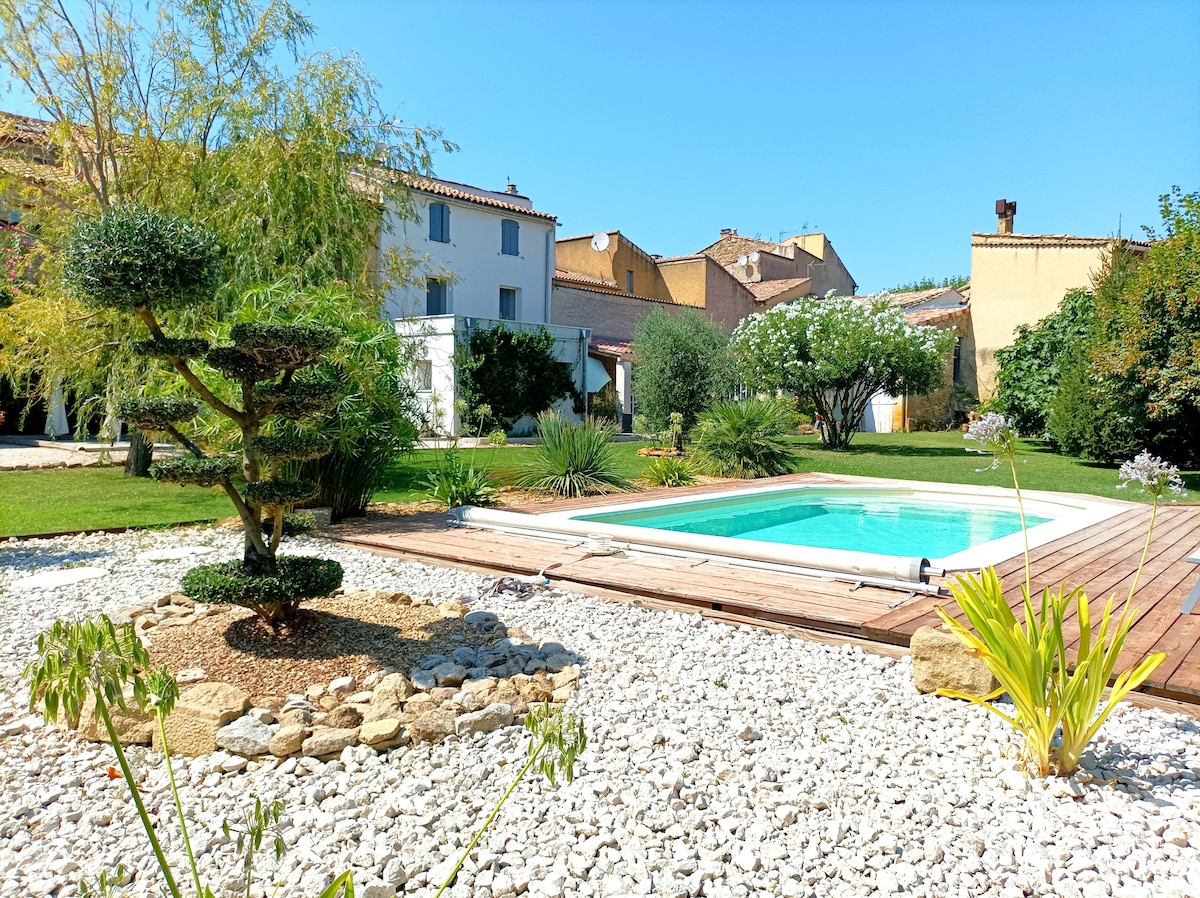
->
[385, 177, 604, 435]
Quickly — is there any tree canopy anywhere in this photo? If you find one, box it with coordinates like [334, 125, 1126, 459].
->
[0, 0, 450, 430]
[732, 295, 954, 449]
[630, 307, 734, 433]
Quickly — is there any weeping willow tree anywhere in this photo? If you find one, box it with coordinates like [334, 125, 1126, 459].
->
[0, 0, 448, 491]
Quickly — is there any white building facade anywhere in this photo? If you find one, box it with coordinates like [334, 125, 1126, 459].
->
[386, 178, 600, 436]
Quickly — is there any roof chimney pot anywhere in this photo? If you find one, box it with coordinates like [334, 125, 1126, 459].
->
[504, 182, 519, 195]
[995, 199, 1017, 235]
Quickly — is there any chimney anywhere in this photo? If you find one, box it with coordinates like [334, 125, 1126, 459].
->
[995, 199, 1017, 234]
[720, 228, 738, 237]
[504, 182, 519, 195]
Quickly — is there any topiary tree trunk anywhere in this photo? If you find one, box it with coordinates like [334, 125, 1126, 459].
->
[63, 205, 344, 628]
[123, 428, 153, 478]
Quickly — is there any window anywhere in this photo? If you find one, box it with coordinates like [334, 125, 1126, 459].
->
[426, 278, 447, 315]
[501, 219, 519, 256]
[499, 287, 517, 321]
[428, 202, 450, 243]
[626, 270, 634, 294]
[952, 339, 963, 386]
[414, 360, 433, 392]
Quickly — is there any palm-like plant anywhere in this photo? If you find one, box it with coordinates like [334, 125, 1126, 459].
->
[518, 412, 632, 497]
[693, 397, 797, 478]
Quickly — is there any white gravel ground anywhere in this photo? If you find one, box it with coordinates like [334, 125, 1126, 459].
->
[1, 528, 1199, 898]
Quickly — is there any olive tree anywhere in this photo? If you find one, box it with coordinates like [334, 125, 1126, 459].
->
[732, 294, 955, 449]
[63, 205, 343, 627]
[631, 307, 734, 433]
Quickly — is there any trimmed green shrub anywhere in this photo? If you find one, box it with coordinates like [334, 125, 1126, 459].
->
[518, 413, 632, 497]
[230, 322, 340, 369]
[261, 511, 317, 538]
[694, 397, 798, 478]
[259, 379, 340, 419]
[252, 433, 333, 461]
[631, 308, 734, 432]
[456, 325, 577, 431]
[243, 479, 318, 508]
[61, 204, 223, 311]
[644, 455, 697, 487]
[151, 455, 240, 487]
[205, 347, 281, 382]
[181, 556, 343, 625]
[116, 396, 201, 429]
[1046, 350, 1146, 462]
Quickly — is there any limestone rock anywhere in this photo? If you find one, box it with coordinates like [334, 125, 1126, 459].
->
[328, 675, 357, 698]
[359, 718, 405, 747]
[519, 673, 554, 703]
[78, 689, 154, 746]
[910, 625, 999, 696]
[326, 705, 363, 729]
[269, 724, 308, 757]
[277, 708, 313, 727]
[155, 682, 250, 756]
[454, 703, 514, 737]
[302, 727, 359, 758]
[408, 709, 459, 743]
[363, 673, 415, 723]
[437, 600, 467, 618]
[216, 716, 273, 757]
[410, 670, 437, 691]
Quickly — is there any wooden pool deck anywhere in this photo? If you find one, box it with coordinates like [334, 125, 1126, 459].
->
[329, 473, 1200, 705]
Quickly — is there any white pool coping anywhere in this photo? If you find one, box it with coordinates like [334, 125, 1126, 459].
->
[541, 480, 1127, 573]
[451, 480, 1132, 585]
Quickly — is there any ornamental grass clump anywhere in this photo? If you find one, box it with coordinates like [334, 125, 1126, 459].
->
[519, 412, 632, 497]
[63, 206, 344, 628]
[937, 414, 1171, 776]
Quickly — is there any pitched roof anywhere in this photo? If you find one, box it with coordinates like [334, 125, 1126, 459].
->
[743, 277, 812, 302]
[905, 305, 970, 327]
[553, 268, 664, 304]
[402, 174, 556, 221]
[590, 337, 632, 358]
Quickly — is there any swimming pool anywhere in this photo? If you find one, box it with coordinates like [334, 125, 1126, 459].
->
[571, 488, 1048, 559]
[453, 481, 1126, 587]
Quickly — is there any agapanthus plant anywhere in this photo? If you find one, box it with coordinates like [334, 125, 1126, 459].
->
[936, 429, 1170, 776]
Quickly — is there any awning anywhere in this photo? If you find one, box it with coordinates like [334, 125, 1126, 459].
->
[586, 355, 612, 393]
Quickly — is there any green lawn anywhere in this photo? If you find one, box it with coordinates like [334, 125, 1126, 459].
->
[0, 467, 231, 537]
[2, 433, 1190, 538]
[374, 432, 1193, 505]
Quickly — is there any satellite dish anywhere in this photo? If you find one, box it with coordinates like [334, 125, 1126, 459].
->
[737, 255, 748, 266]
[749, 251, 760, 263]
[591, 232, 611, 252]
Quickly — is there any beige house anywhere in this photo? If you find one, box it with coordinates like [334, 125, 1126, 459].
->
[965, 201, 1148, 399]
[698, 229, 858, 300]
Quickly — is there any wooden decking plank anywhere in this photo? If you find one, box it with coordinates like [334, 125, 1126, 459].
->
[1163, 637, 1200, 698]
[1143, 613, 1200, 690]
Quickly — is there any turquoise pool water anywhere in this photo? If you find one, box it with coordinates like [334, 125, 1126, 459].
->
[573, 488, 1049, 558]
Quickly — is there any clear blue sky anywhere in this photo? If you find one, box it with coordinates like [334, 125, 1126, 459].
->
[311, 0, 1199, 292]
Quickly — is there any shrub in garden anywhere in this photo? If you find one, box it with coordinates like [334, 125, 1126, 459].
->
[1045, 349, 1145, 462]
[518, 412, 632, 497]
[456, 325, 577, 431]
[693, 397, 798, 479]
[644, 455, 697, 487]
[936, 413, 1169, 776]
[425, 449, 499, 508]
[62, 206, 343, 627]
[732, 295, 954, 449]
[631, 308, 734, 432]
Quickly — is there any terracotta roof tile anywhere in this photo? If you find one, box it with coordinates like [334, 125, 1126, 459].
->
[971, 232, 1149, 249]
[743, 277, 812, 301]
[905, 305, 970, 327]
[402, 174, 556, 221]
[589, 337, 632, 358]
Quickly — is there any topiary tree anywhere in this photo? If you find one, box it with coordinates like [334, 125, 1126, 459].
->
[732, 294, 955, 449]
[63, 205, 343, 627]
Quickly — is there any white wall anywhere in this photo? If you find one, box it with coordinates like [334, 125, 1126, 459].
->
[382, 191, 555, 324]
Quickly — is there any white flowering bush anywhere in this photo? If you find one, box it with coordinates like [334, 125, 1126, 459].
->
[731, 294, 955, 448]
